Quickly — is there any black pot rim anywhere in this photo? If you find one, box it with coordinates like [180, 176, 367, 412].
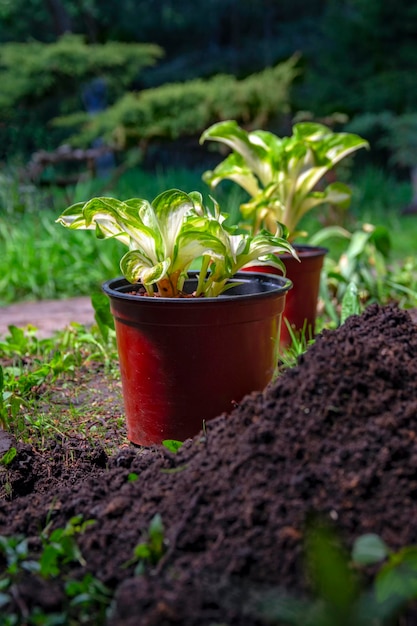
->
[283, 244, 328, 259]
[102, 271, 292, 304]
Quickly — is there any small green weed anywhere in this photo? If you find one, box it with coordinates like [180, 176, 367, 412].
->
[64, 573, 112, 623]
[161, 439, 183, 453]
[340, 282, 362, 324]
[253, 521, 417, 626]
[318, 222, 417, 323]
[0, 516, 112, 625]
[0, 347, 75, 433]
[278, 319, 314, 371]
[38, 515, 95, 578]
[352, 533, 417, 614]
[0, 448, 17, 466]
[124, 514, 166, 575]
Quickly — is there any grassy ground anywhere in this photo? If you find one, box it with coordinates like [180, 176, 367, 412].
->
[0, 320, 126, 457]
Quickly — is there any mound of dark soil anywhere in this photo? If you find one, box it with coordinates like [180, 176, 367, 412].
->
[1, 303, 417, 624]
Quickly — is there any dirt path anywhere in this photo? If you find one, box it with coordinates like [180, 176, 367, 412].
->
[0, 296, 95, 338]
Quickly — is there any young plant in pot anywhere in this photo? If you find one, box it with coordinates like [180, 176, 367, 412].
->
[56, 188, 296, 446]
[200, 121, 369, 347]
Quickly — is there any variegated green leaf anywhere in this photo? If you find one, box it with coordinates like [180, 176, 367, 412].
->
[222, 230, 297, 282]
[200, 120, 273, 185]
[188, 190, 205, 216]
[56, 201, 89, 228]
[172, 214, 227, 273]
[201, 120, 368, 240]
[203, 153, 260, 198]
[57, 186, 297, 297]
[152, 189, 196, 259]
[120, 250, 170, 288]
[288, 182, 353, 232]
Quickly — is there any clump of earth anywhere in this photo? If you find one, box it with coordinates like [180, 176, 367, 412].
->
[1, 303, 417, 624]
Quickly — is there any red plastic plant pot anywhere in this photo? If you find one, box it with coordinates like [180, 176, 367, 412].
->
[245, 246, 327, 350]
[102, 271, 292, 446]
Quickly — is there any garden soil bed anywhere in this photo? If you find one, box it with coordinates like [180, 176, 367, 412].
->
[1, 303, 417, 624]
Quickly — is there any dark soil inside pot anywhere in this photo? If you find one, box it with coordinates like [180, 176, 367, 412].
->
[1, 303, 417, 624]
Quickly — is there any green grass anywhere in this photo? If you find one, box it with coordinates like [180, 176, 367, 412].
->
[0, 318, 123, 454]
[0, 212, 124, 305]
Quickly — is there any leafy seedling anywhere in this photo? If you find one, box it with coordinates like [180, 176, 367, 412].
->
[0, 448, 17, 466]
[162, 439, 183, 453]
[340, 281, 361, 324]
[253, 522, 417, 626]
[39, 515, 95, 578]
[352, 533, 417, 618]
[124, 513, 166, 575]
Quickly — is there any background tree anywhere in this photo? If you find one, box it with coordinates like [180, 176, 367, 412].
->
[0, 35, 163, 159]
[1, 0, 417, 172]
[301, 0, 417, 116]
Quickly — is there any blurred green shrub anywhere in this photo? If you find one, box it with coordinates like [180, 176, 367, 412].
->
[0, 34, 163, 159]
[53, 56, 299, 151]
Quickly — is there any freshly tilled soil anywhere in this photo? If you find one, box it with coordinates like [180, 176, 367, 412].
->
[1, 303, 417, 624]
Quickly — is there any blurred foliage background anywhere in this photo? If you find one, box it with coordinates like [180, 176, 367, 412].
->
[1, 0, 417, 177]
